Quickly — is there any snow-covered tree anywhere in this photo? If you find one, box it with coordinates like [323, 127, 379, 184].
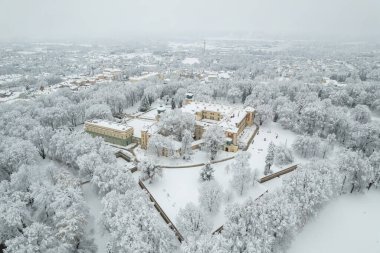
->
[77, 152, 103, 180]
[203, 125, 225, 160]
[158, 109, 195, 141]
[264, 141, 275, 175]
[199, 180, 223, 213]
[200, 162, 214, 181]
[85, 103, 112, 120]
[337, 150, 373, 193]
[277, 101, 298, 130]
[5, 223, 69, 253]
[292, 135, 323, 158]
[139, 95, 150, 112]
[255, 104, 273, 125]
[176, 203, 210, 240]
[181, 129, 193, 160]
[227, 86, 242, 104]
[274, 144, 294, 166]
[92, 163, 135, 194]
[102, 190, 178, 252]
[147, 134, 179, 158]
[0, 137, 39, 180]
[0, 181, 31, 246]
[27, 126, 53, 159]
[230, 152, 253, 195]
[181, 234, 221, 253]
[369, 151, 380, 189]
[138, 158, 162, 184]
[351, 104, 371, 124]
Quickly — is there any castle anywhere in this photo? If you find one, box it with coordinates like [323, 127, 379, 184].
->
[85, 93, 255, 155]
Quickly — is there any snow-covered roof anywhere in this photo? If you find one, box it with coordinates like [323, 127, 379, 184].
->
[181, 101, 235, 116]
[218, 72, 230, 79]
[182, 101, 254, 134]
[125, 119, 156, 138]
[86, 119, 133, 132]
[182, 57, 200, 65]
[218, 110, 248, 133]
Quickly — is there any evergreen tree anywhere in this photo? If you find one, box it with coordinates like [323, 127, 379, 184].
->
[139, 95, 150, 112]
[171, 98, 176, 109]
[200, 162, 214, 181]
[264, 141, 275, 175]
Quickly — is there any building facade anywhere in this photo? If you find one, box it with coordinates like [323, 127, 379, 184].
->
[85, 120, 133, 146]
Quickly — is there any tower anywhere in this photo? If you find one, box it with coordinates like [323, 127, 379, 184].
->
[183, 92, 194, 105]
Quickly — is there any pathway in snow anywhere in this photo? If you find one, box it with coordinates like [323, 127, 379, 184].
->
[289, 191, 380, 253]
[82, 183, 109, 253]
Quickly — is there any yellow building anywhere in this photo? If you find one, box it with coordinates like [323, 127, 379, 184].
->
[85, 120, 134, 146]
[181, 98, 255, 152]
[140, 95, 255, 154]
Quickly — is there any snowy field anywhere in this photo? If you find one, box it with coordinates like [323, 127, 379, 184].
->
[289, 191, 380, 253]
[146, 161, 268, 231]
[247, 122, 301, 176]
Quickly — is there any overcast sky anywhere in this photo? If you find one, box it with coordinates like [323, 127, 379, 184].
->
[0, 0, 379, 42]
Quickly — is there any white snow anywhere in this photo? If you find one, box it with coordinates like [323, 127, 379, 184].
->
[247, 122, 301, 176]
[125, 118, 156, 138]
[86, 119, 133, 132]
[289, 191, 380, 253]
[129, 72, 158, 81]
[82, 183, 110, 253]
[145, 160, 268, 232]
[182, 57, 200, 65]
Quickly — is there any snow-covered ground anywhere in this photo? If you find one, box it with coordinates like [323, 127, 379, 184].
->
[289, 191, 380, 253]
[144, 122, 302, 233]
[247, 122, 301, 176]
[82, 183, 110, 253]
[0, 91, 22, 103]
[146, 161, 268, 232]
